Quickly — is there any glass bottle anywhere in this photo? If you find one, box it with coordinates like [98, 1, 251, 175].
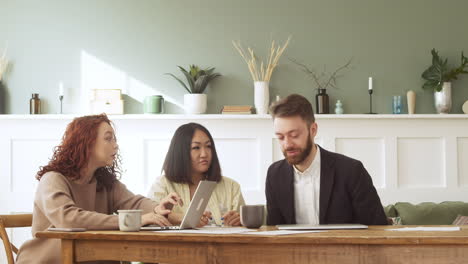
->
[30, 93, 41, 114]
[315, 88, 329, 114]
[392, 95, 402, 114]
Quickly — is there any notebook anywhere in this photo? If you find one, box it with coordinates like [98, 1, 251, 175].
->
[140, 180, 217, 231]
[276, 224, 368, 230]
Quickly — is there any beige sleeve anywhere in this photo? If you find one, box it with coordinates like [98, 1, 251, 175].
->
[112, 180, 159, 214]
[147, 176, 170, 204]
[36, 173, 119, 230]
[230, 180, 246, 212]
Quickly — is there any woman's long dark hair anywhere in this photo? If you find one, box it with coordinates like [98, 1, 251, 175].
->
[163, 123, 222, 184]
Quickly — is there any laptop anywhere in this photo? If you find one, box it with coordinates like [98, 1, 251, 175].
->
[277, 224, 368, 230]
[141, 180, 217, 230]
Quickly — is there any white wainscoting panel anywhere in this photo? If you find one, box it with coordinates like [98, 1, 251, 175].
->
[216, 138, 259, 191]
[335, 138, 385, 188]
[272, 138, 283, 163]
[457, 137, 468, 187]
[143, 139, 171, 193]
[10, 139, 58, 192]
[397, 137, 445, 188]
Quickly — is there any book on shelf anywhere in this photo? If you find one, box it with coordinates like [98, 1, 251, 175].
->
[222, 111, 252, 115]
[221, 105, 252, 114]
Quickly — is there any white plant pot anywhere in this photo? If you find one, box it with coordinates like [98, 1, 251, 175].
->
[434, 82, 452, 114]
[184, 93, 207, 114]
[254, 81, 269, 115]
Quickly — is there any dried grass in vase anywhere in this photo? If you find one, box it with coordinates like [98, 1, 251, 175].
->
[0, 45, 9, 81]
[232, 37, 291, 82]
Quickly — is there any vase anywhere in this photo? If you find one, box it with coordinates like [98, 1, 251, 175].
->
[407, 90, 416, 114]
[315, 88, 329, 114]
[30, 93, 41, 114]
[184, 93, 207, 114]
[334, 99, 343, 114]
[254, 81, 269, 114]
[0, 80, 4, 114]
[434, 82, 452, 114]
[463, 100, 468, 114]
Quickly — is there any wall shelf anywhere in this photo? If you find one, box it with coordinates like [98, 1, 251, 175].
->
[1, 114, 468, 120]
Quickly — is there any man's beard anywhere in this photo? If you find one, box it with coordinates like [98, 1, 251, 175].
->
[283, 132, 313, 165]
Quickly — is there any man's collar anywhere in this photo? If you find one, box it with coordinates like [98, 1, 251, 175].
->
[293, 145, 320, 174]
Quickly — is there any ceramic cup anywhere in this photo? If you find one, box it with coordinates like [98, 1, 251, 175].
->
[143, 95, 164, 114]
[240, 205, 264, 229]
[118, 209, 142, 232]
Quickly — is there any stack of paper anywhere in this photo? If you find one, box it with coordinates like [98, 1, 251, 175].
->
[386, 226, 461, 232]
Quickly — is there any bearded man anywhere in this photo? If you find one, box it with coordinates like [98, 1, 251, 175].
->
[265, 94, 387, 225]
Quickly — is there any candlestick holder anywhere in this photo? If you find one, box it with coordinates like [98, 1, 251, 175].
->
[366, 90, 377, 114]
[59, 95, 64, 114]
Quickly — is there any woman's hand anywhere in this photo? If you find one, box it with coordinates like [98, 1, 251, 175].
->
[222, 210, 241, 226]
[141, 212, 172, 227]
[154, 192, 183, 216]
[197, 211, 212, 228]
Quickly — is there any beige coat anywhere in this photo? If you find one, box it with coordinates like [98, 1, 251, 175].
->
[148, 176, 245, 225]
[16, 171, 158, 264]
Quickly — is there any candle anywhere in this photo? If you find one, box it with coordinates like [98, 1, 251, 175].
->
[59, 82, 64, 96]
[368, 77, 373, 91]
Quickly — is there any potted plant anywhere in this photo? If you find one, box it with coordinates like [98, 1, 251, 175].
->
[232, 37, 290, 114]
[421, 49, 468, 114]
[290, 58, 352, 114]
[166, 65, 221, 114]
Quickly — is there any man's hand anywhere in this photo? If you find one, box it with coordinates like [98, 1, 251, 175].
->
[154, 192, 183, 216]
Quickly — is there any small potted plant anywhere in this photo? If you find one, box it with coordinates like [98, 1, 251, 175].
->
[166, 65, 221, 114]
[232, 37, 290, 114]
[421, 49, 468, 114]
[290, 58, 352, 114]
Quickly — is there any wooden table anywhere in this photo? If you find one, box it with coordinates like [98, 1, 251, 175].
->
[36, 225, 468, 264]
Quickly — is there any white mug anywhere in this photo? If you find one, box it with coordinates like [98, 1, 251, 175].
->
[118, 210, 142, 232]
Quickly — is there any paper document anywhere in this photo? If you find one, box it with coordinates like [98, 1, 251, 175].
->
[152, 227, 251, 234]
[386, 226, 460, 232]
[245, 230, 324, 236]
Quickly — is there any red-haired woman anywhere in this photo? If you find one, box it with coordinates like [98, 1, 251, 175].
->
[16, 114, 182, 264]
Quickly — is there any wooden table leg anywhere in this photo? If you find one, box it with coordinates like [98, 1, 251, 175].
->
[61, 239, 75, 264]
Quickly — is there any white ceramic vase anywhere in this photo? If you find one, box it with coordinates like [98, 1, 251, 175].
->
[254, 81, 269, 115]
[407, 90, 416, 114]
[434, 82, 452, 114]
[184, 93, 207, 114]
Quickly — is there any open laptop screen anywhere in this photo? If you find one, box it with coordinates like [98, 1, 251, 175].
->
[141, 180, 217, 230]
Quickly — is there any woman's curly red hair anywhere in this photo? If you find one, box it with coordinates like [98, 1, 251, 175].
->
[37, 114, 121, 191]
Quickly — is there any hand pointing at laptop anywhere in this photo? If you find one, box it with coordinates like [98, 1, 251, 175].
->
[142, 192, 183, 227]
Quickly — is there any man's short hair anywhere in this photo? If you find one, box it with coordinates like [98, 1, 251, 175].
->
[269, 94, 315, 126]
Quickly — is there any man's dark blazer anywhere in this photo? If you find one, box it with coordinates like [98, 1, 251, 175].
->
[266, 146, 387, 225]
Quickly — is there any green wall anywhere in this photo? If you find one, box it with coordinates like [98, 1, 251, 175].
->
[1, 0, 468, 114]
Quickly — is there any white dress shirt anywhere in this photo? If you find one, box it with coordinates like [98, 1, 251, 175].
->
[293, 146, 321, 225]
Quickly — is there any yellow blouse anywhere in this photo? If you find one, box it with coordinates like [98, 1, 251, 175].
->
[148, 175, 245, 225]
